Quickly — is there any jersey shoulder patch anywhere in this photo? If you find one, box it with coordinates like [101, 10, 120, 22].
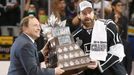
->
[98, 19, 115, 26]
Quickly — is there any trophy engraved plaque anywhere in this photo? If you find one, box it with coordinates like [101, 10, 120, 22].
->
[56, 44, 90, 71]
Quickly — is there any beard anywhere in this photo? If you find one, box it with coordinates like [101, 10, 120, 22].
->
[82, 18, 94, 28]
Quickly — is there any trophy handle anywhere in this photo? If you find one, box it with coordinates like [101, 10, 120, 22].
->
[43, 39, 58, 68]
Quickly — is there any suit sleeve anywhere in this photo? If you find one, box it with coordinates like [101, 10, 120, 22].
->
[18, 43, 55, 75]
[97, 20, 125, 73]
[38, 51, 44, 62]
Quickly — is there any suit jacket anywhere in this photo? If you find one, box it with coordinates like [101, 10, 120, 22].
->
[8, 33, 55, 75]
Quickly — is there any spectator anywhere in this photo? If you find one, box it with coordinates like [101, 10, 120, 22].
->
[6, 0, 20, 26]
[37, 8, 48, 24]
[23, 0, 37, 17]
[38, 0, 48, 15]
[0, 0, 6, 26]
[51, 0, 66, 21]
[93, 0, 112, 19]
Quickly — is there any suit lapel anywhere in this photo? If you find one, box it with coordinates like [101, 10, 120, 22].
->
[34, 42, 40, 66]
[21, 33, 40, 66]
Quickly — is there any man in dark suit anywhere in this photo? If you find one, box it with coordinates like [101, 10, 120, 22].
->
[8, 16, 64, 75]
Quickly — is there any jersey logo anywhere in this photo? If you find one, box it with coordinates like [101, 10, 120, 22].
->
[84, 43, 91, 53]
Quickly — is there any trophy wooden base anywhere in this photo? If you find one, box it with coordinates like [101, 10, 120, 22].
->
[62, 67, 87, 75]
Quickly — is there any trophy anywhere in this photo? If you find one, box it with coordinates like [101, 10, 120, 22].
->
[41, 13, 90, 74]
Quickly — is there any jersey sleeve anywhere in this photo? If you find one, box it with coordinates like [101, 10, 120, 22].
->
[98, 19, 125, 73]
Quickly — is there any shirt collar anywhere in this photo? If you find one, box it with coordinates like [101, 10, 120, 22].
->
[23, 33, 35, 43]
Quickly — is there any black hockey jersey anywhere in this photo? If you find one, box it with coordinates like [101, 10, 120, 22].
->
[72, 19, 127, 75]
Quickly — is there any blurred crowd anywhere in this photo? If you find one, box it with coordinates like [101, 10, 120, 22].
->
[0, 0, 20, 26]
[0, 0, 134, 26]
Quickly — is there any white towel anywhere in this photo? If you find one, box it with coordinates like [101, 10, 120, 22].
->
[90, 20, 107, 61]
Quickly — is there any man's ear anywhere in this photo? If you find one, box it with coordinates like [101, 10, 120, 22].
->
[112, 6, 115, 10]
[79, 12, 83, 19]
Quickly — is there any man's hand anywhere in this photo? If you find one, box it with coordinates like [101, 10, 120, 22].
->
[55, 66, 65, 75]
[87, 60, 98, 69]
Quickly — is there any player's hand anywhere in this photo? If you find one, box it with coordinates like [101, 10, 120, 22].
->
[87, 60, 98, 69]
[55, 66, 65, 75]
